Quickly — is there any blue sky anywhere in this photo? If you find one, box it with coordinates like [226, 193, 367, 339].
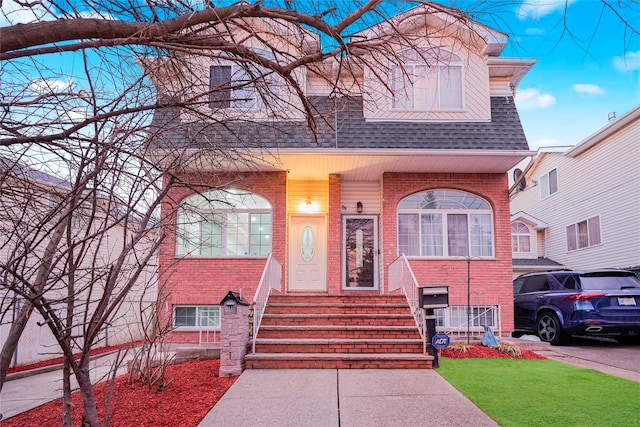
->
[475, 0, 640, 150]
[2, 0, 639, 152]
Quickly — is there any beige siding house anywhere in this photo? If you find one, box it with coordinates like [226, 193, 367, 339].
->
[510, 106, 640, 278]
[0, 160, 157, 367]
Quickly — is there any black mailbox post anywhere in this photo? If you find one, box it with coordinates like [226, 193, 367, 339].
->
[418, 286, 449, 310]
[418, 286, 449, 368]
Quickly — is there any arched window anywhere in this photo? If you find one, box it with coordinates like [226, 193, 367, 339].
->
[511, 222, 532, 254]
[390, 48, 463, 110]
[177, 189, 272, 257]
[397, 189, 493, 258]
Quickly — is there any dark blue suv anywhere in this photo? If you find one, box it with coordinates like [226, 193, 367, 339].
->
[513, 270, 640, 345]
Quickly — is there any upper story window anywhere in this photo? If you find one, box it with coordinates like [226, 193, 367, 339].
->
[397, 189, 493, 258]
[566, 215, 601, 251]
[209, 48, 282, 110]
[390, 48, 463, 111]
[177, 188, 272, 257]
[540, 168, 558, 199]
[511, 222, 532, 254]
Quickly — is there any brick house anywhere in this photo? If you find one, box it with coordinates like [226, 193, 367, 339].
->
[145, 4, 535, 361]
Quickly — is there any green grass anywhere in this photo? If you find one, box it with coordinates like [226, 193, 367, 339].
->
[437, 358, 640, 427]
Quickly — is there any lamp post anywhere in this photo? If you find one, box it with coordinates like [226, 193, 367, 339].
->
[467, 256, 471, 345]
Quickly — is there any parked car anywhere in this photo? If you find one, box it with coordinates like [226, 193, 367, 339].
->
[513, 270, 640, 345]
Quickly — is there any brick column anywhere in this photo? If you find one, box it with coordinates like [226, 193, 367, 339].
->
[328, 174, 342, 294]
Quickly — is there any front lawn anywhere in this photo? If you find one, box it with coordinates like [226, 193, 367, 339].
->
[438, 358, 640, 427]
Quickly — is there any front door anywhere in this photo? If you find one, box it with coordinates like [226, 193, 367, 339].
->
[288, 215, 327, 292]
[343, 216, 378, 290]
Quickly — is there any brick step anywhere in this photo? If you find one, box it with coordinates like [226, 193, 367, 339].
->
[264, 303, 411, 315]
[260, 313, 416, 327]
[257, 325, 420, 339]
[254, 338, 424, 354]
[268, 294, 407, 305]
[245, 352, 433, 369]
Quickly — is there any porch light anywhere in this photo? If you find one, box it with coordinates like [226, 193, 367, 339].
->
[356, 201, 363, 214]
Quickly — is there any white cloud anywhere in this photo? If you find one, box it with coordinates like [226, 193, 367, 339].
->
[572, 84, 605, 95]
[0, 0, 52, 25]
[518, 0, 577, 20]
[29, 78, 75, 95]
[613, 51, 640, 72]
[515, 88, 556, 110]
[524, 27, 546, 36]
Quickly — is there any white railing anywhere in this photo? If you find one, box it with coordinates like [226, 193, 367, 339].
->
[435, 304, 502, 339]
[388, 254, 426, 349]
[251, 253, 282, 353]
[388, 255, 503, 345]
[199, 329, 218, 346]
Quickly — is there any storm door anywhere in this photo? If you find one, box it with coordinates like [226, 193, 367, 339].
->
[343, 216, 378, 290]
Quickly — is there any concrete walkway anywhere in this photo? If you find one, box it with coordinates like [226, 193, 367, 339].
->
[199, 369, 498, 427]
[0, 350, 134, 420]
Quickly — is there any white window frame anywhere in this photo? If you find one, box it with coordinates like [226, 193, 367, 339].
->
[173, 305, 221, 331]
[540, 168, 558, 199]
[390, 48, 463, 111]
[566, 215, 602, 252]
[511, 221, 532, 254]
[176, 189, 272, 258]
[209, 49, 282, 111]
[397, 189, 494, 259]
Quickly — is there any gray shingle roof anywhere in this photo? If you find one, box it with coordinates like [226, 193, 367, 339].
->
[148, 96, 529, 151]
[512, 257, 563, 267]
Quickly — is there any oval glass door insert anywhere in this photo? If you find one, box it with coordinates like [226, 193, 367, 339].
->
[301, 225, 315, 261]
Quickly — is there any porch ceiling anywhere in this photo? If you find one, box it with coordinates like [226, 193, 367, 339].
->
[251, 149, 535, 181]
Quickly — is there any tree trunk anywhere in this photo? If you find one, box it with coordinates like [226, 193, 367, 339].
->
[0, 216, 68, 390]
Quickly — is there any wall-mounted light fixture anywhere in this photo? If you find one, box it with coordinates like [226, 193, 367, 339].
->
[356, 201, 363, 214]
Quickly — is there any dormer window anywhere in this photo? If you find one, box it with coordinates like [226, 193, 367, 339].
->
[390, 48, 463, 111]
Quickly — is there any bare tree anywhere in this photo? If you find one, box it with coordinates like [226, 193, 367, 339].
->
[3, 0, 636, 425]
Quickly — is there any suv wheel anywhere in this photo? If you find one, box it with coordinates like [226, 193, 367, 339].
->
[537, 312, 568, 345]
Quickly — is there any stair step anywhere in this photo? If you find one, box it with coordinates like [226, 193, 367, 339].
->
[245, 352, 433, 369]
[254, 338, 424, 354]
[257, 325, 420, 339]
[261, 313, 416, 327]
[265, 303, 410, 315]
[249, 294, 429, 370]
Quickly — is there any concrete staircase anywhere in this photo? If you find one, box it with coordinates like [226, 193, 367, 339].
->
[245, 294, 433, 369]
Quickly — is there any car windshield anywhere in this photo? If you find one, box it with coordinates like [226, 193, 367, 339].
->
[579, 273, 640, 291]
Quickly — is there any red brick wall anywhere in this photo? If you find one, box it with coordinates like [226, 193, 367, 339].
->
[158, 171, 287, 343]
[381, 172, 514, 332]
[328, 174, 342, 293]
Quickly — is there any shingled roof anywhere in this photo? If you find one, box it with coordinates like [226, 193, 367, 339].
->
[148, 95, 529, 152]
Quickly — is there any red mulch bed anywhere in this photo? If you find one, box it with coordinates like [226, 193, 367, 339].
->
[2, 359, 237, 427]
[441, 344, 546, 360]
[4, 344, 542, 426]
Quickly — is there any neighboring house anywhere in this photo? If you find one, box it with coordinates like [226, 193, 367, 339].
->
[0, 158, 157, 367]
[145, 4, 535, 344]
[510, 106, 640, 279]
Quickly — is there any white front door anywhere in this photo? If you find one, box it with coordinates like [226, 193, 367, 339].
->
[288, 215, 327, 291]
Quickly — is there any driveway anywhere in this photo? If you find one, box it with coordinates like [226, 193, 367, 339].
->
[536, 337, 640, 382]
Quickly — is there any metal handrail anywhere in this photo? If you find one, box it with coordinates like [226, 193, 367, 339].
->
[251, 253, 282, 353]
[388, 254, 426, 350]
